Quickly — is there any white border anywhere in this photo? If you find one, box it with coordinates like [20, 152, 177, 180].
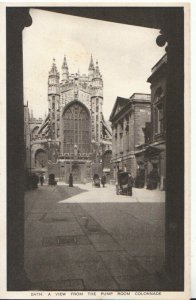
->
[0, 2, 191, 299]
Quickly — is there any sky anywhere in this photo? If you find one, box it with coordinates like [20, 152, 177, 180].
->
[23, 9, 165, 120]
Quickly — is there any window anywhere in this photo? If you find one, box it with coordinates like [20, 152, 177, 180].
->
[62, 103, 91, 154]
[154, 87, 164, 135]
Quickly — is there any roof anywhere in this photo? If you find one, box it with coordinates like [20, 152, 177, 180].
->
[102, 115, 112, 137]
[109, 96, 130, 121]
[147, 54, 167, 83]
[37, 114, 49, 135]
[129, 93, 151, 101]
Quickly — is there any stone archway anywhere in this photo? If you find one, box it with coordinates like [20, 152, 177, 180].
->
[34, 149, 47, 168]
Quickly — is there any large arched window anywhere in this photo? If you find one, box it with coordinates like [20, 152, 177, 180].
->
[62, 101, 91, 154]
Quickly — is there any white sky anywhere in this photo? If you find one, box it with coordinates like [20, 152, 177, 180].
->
[23, 9, 165, 120]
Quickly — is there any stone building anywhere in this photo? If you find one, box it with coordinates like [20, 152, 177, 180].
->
[109, 93, 151, 181]
[29, 55, 112, 182]
[135, 54, 166, 190]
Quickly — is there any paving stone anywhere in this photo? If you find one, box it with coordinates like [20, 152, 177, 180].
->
[81, 262, 119, 290]
[125, 240, 164, 257]
[88, 234, 118, 245]
[92, 241, 123, 252]
[39, 212, 75, 223]
[99, 251, 141, 277]
[25, 247, 105, 283]
[88, 234, 123, 251]
[136, 256, 164, 274]
[25, 236, 43, 248]
[86, 223, 106, 234]
[42, 235, 91, 247]
[114, 274, 162, 291]
[27, 212, 45, 221]
[25, 220, 84, 238]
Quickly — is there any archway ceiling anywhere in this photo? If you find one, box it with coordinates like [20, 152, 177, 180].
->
[38, 7, 180, 29]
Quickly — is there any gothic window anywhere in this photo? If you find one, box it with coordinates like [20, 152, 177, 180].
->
[62, 102, 91, 154]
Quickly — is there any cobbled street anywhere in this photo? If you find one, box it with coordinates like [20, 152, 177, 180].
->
[25, 183, 165, 291]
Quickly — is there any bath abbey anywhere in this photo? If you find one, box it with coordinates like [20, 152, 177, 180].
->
[25, 55, 112, 183]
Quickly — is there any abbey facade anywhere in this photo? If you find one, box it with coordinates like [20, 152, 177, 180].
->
[27, 56, 112, 183]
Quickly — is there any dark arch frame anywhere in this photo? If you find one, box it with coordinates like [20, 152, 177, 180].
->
[7, 6, 184, 291]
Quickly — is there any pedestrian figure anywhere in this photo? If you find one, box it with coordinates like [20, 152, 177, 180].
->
[31, 173, 39, 189]
[127, 173, 134, 196]
[40, 175, 44, 186]
[69, 173, 73, 187]
[101, 174, 106, 188]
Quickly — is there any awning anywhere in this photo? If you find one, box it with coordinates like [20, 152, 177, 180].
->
[101, 140, 112, 145]
[103, 168, 110, 172]
[150, 141, 166, 150]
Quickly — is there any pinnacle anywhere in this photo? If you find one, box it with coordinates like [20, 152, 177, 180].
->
[95, 59, 100, 75]
[62, 55, 68, 69]
[49, 58, 59, 76]
[89, 54, 95, 70]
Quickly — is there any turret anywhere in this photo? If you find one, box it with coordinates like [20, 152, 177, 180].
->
[88, 54, 95, 79]
[48, 58, 60, 95]
[91, 60, 103, 143]
[92, 60, 103, 94]
[48, 58, 60, 139]
[61, 55, 69, 83]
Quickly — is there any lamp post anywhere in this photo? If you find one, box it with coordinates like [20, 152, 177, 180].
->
[29, 131, 32, 175]
[74, 144, 78, 159]
[69, 139, 73, 174]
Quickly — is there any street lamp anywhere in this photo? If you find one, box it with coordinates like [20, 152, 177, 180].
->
[74, 144, 78, 158]
[29, 131, 32, 175]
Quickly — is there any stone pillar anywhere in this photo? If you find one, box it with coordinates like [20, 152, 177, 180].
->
[157, 8, 184, 289]
[7, 8, 32, 290]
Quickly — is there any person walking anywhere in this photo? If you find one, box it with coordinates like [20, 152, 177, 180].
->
[40, 175, 44, 186]
[101, 174, 106, 188]
[127, 173, 134, 196]
[69, 173, 73, 187]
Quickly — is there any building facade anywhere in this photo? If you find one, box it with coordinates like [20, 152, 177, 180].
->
[29, 55, 112, 182]
[135, 54, 166, 190]
[110, 93, 151, 181]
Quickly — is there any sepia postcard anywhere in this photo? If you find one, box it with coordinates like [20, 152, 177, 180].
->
[0, 2, 191, 299]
